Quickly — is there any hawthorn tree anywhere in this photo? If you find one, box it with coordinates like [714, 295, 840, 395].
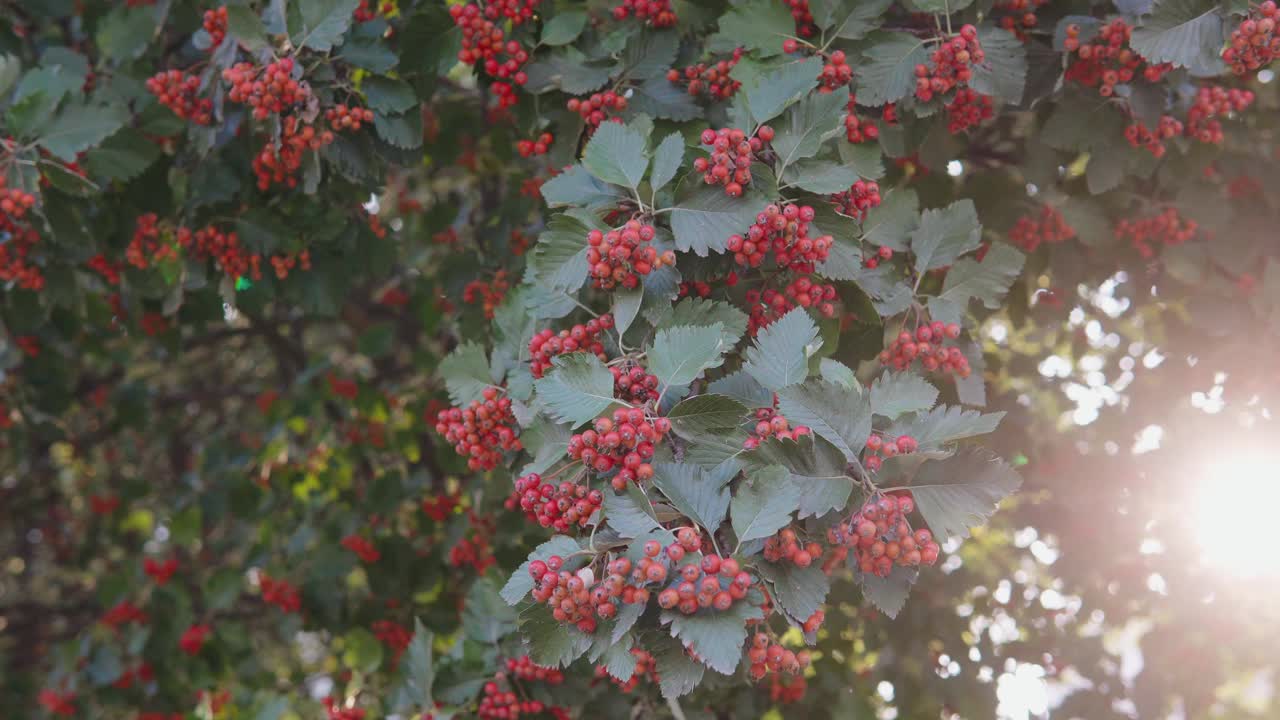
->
[3, 0, 1280, 718]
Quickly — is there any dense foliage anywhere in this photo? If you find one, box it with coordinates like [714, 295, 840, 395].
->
[3, 0, 1279, 718]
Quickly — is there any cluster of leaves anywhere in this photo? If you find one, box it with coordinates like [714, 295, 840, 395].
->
[3, 0, 1280, 719]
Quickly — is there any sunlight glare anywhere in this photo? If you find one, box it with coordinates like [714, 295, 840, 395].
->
[1194, 450, 1280, 577]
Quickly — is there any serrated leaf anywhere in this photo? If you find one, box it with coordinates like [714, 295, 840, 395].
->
[1130, 0, 1226, 72]
[439, 342, 491, 406]
[519, 604, 593, 667]
[542, 11, 588, 45]
[755, 562, 830, 622]
[773, 86, 849, 172]
[707, 370, 774, 409]
[870, 372, 938, 420]
[501, 535, 584, 605]
[856, 32, 932, 106]
[226, 5, 270, 51]
[620, 30, 679, 80]
[37, 103, 129, 161]
[818, 358, 859, 389]
[744, 434, 856, 518]
[904, 449, 1021, 542]
[464, 579, 516, 644]
[582, 121, 648, 190]
[863, 188, 919, 250]
[838, 140, 886, 180]
[650, 132, 684, 193]
[613, 285, 643, 336]
[815, 0, 894, 38]
[732, 465, 800, 543]
[890, 405, 1004, 448]
[953, 342, 987, 407]
[969, 26, 1026, 104]
[0, 55, 20, 98]
[373, 110, 423, 149]
[660, 298, 748, 348]
[669, 185, 768, 257]
[859, 565, 917, 618]
[775, 379, 871, 462]
[293, 0, 361, 52]
[518, 416, 572, 475]
[708, 0, 794, 56]
[96, 6, 159, 61]
[540, 164, 627, 210]
[606, 486, 661, 538]
[911, 199, 982, 272]
[402, 618, 436, 706]
[744, 58, 821, 124]
[522, 48, 615, 94]
[629, 75, 703, 121]
[652, 462, 732, 531]
[530, 210, 599, 293]
[742, 308, 818, 391]
[83, 128, 160, 182]
[647, 324, 728, 388]
[781, 159, 859, 194]
[340, 33, 400, 72]
[363, 76, 417, 114]
[602, 637, 639, 681]
[667, 395, 749, 438]
[652, 635, 706, 698]
[661, 599, 763, 675]
[534, 353, 618, 426]
[935, 243, 1025, 313]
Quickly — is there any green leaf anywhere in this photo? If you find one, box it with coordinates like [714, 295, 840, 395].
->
[540, 164, 627, 210]
[439, 342, 491, 406]
[969, 26, 1027, 105]
[732, 465, 801, 543]
[864, 188, 919, 250]
[529, 210, 599, 293]
[519, 604, 593, 668]
[293, 0, 362, 52]
[652, 635, 706, 698]
[606, 486, 661, 538]
[814, 0, 894, 38]
[661, 598, 763, 675]
[756, 562, 830, 622]
[374, 109, 423, 149]
[742, 307, 819, 391]
[613, 285, 643, 336]
[519, 416, 573, 475]
[629, 75, 703, 121]
[667, 394, 749, 438]
[911, 199, 982, 272]
[775, 379, 871, 462]
[620, 30, 680, 81]
[464, 579, 516, 644]
[37, 102, 129, 161]
[541, 11, 588, 45]
[601, 637, 639, 681]
[522, 48, 615, 94]
[534, 353, 618, 426]
[1130, 0, 1226, 72]
[582, 121, 649, 190]
[890, 405, 1004, 448]
[501, 536, 584, 604]
[652, 462, 732, 531]
[744, 434, 856, 518]
[96, 6, 159, 61]
[226, 5, 270, 51]
[669, 184, 769, 257]
[344, 629, 385, 673]
[647, 324, 729, 388]
[708, 370, 775, 409]
[781, 159, 859, 194]
[708, 0, 794, 56]
[403, 618, 436, 706]
[859, 565, 917, 618]
[363, 76, 418, 114]
[659, 298, 747, 348]
[339, 32, 400, 72]
[650, 132, 684, 193]
[935, 243, 1025, 314]
[0, 55, 20, 98]
[904, 449, 1021, 542]
[838, 140, 886, 180]
[744, 58, 821, 125]
[773, 87, 849, 173]
[84, 128, 160, 182]
[819, 358, 859, 389]
[870, 372, 938, 420]
[856, 32, 932, 106]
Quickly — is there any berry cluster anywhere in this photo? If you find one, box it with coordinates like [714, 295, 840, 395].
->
[146, 71, 213, 125]
[742, 407, 810, 451]
[611, 0, 676, 27]
[353, 0, 394, 22]
[829, 494, 941, 576]
[202, 6, 227, 47]
[743, 283, 834, 336]
[609, 361, 662, 408]
[101, 601, 148, 629]
[695, 126, 772, 197]
[269, 249, 312, 280]
[993, 0, 1047, 41]
[768, 673, 809, 703]
[863, 245, 894, 269]
[844, 93, 879, 144]
[448, 511, 497, 573]
[507, 655, 565, 684]
[783, 0, 817, 37]
[449, 2, 534, 105]
[126, 213, 180, 269]
[747, 632, 812, 681]
[252, 116, 335, 190]
[566, 409, 670, 490]
[861, 432, 918, 473]
[143, 556, 178, 585]
[15, 335, 39, 357]
[259, 574, 301, 613]
[341, 534, 381, 563]
[433, 387, 523, 471]
[1124, 115, 1183, 158]
[667, 50, 743, 99]
[1063, 20, 1173, 96]
[372, 620, 412, 665]
[567, 91, 628, 130]
[1114, 207, 1197, 258]
[879, 323, 968, 377]
[528, 556, 636, 633]
[1224, 2, 1280, 75]
[728, 203, 831, 271]
[763, 527, 823, 567]
[463, 269, 511, 319]
[527, 314, 612, 379]
[832, 179, 882, 221]
[516, 132, 553, 157]
[596, 649, 657, 692]
[945, 87, 994, 134]
[1184, 86, 1255, 144]
[587, 221, 676, 291]
[914, 25, 984, 102]
[507, 473, 604, 533]
[87, 254, 123, 285]
[325, 104, 374, 132]
[0, 178, 43, 290]
[1009, 205, 1076, 252]
[819, 50, 853, 91]
[477, 674, 569, 720]
[223, 58, 311, 119]
[179, 624, 211, 656]
[652, 538, 758, 614]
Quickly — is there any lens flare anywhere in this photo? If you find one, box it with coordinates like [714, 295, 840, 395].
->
[1194, 450, 1280, 577]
